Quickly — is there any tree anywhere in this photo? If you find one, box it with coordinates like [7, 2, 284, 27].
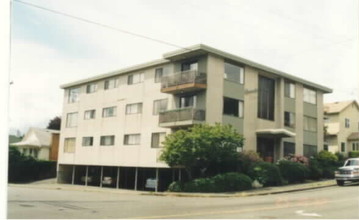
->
[160, 124, 244, 180]
[47, 116, 61, 130]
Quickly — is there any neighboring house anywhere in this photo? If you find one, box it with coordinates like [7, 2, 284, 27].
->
[12, 127, 60, 161]
[9, 135, 22, 146]
[324, 100, 359, 155]
[58, 44, 331, 190]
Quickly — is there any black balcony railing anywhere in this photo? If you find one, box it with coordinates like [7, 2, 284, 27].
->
[161, 70, 207, 90]
[159, 108, 206, 125]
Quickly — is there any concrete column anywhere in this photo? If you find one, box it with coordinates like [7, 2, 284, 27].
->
[134, 167, 138, 191]
[155, 168, 159, 192]
[71, 165, 75, 185]
[100, 166, 103, 188]
[317, 91, 324, 151]
[178, 169, 182, 181]
[85, 166, 88, 186]
[116, 167, 120, 189]
[295, 84, 304, 155]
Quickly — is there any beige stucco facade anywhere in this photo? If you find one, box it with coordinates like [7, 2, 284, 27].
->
[58, 44, 332, 189]
[324, 101, 359, 155]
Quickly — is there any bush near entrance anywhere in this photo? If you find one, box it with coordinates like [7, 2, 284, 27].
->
[248, 162, 283, 186]
[8, 146, 56, 183]
[278, 160, 309, 183]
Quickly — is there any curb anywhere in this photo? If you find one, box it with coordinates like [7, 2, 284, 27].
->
[140, 181, 337, 198]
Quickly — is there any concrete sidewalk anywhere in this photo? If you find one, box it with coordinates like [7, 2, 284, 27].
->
[9, 179, 337, 198]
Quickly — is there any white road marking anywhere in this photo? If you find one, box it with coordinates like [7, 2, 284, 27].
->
[295, 210, 322, 217]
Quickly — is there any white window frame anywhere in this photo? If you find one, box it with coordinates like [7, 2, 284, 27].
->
[86, 83, 97, 93]
[82, 137, 93, 146]
[100, 135, 115, 146]
[284, 111, 295, 128]
[151, 132, 166, 148]
[68, 87, 80, 103]
[124, 134, 141, 145]
[126, 103, 142, 114]
[84, 109, 96, 120]
[64, 138, 76, 153]
[128, 73, 144, 85]
[153, 99, 168, 115]
[102, 106, 116, 117]
[224, 62, 244, 84]
[104, 78, 119, 90]
[303, 88, 317, 104]
[66, 112, 78, 128]
[345, 118, 350, 128]
[285, 81, 296, 98]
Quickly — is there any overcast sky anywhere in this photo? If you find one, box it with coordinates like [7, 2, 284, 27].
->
[9, 0, 359, 135]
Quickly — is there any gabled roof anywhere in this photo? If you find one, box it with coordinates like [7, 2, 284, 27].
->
[61, 44, 332, 93]
[12, 127, 59, 148]
[324, 100, 359, 114]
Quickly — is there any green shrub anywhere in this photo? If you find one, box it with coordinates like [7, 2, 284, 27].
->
[317, 151, 338, 165]
[212, 172, 252, 192]
[167, 181, 184, 192]
[248, 162, 283, 186]
[168, 172, 253, 192]
[237, 150, 263, 174]
[308, 158, 323, 180]
[348, 151, 359, 158]
[278, 160, 309, 183]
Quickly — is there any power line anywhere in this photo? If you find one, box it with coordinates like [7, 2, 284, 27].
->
[13, 0, 192, 51]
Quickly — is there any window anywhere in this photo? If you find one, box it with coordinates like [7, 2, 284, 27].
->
[153, 99, 168, 115]
[104, 78, 118, 90]
[324, 144, 329, 151]
[284, 112, 295, 128]
[33, 149, 39, 159]
[179, 95, 196, 108]
[86, 83, 97, 93]
[84, 110, 96, 120]
[128, 73, 144, 85]
[341, 142, 346, 152]
[303, 144, 317, 158]
[124, 134, 140, 145]
[68, 87, 80, 103]
[64, 138, 76, 153]
[102, 106, 116, 117]
[224, 62, 244, 84]
[82, 137, 93, 146]
[258, 76, 275, 120]
[66, 112, 78, 128]
[284, 142, 295, 157]
[126, 103, 143, 114]
[353, 142, 359, 151]
[100, 136, 115, 146]
[223, 97, 243, 117]
[284, 81, 295, 98]
[304, 116, 317, 132]
[154, 68, 163, 83]
[181, 61, 198, 71]
[345, 118, 350, 128]
[151, 132, 166, 148]
[303, 88, 316, 104]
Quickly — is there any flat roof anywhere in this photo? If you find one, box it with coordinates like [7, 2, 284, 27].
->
[61, 44, 332, 93]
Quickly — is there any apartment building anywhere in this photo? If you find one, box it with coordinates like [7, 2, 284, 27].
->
[324, 100, 359, 155]
[58, 44, 332, 191]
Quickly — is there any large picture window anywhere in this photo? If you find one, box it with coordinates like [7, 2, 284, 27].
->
[303, 88, 316, 104]
[64, 138, 76, 153]
[66, 112, 78, 127]
[153, 99, 168, 115]
[224, 62, 244, 84]
[284, 142, 295, 157]
[304, 116, 317, 132]
[258, 76, 275, 120]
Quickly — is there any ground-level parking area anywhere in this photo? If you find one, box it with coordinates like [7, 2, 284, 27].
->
[57, 164, 186, 191]
[7, 184, 359, 219]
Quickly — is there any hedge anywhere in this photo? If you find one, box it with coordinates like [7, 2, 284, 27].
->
[278, 160, 309, 183]
[248, 162, 283, 186]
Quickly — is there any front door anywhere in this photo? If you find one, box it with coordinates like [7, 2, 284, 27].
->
[257, 137, 275, 163]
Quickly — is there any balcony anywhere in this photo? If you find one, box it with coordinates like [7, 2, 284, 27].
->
[161, 70, 207, 94]
[159, 108, 206, 128]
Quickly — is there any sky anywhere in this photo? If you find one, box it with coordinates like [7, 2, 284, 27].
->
[8, 0, 359, 135]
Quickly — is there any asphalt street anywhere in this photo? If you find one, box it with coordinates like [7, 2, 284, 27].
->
[7, 184, 359, 219]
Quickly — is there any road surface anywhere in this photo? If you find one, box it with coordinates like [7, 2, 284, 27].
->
[7, 184, 359, 219]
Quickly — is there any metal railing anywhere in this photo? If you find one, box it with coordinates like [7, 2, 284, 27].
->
[159, 108, 206, 124]
[161, 70, 207, 89]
